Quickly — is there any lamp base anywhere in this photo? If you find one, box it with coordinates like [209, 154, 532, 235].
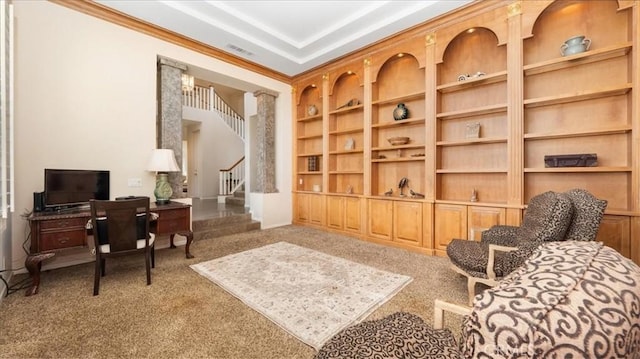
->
[154, 173, 174, 206]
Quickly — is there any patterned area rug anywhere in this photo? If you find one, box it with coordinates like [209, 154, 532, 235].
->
[190, 241, 413, 350]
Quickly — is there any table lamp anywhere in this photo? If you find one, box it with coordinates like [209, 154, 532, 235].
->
[147, 149, 180, 205]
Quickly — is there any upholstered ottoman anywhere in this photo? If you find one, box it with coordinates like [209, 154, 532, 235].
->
[314, 312, 461, 359]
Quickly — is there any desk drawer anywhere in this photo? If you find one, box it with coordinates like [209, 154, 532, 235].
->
[40, 218, 87, 231]
[40, 229, 86, 251]
[159, 209, 188, 220]
[157, 218, 188, 234]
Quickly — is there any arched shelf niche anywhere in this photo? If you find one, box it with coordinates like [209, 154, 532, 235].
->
[434, 18, 507, 64]
[329, 72, 364, 111]
[524, 0, 630, 65]
[438, 27, 505, 86]
[296, 82, 322, 119]
[372, 53, 424, 102]
[521, 0, 634, 210]
[434, 26, 508, 205]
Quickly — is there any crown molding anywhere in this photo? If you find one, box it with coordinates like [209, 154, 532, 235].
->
[49, 0, 293, 84]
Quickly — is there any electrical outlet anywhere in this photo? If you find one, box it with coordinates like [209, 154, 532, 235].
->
[128, 178, 142, 187]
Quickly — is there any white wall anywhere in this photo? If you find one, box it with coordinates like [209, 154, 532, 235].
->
[12, 1, 292, 270]
[182, 107, 244, 198]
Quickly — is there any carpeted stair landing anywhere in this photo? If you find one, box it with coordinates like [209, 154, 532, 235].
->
[193, 212, 261, 241]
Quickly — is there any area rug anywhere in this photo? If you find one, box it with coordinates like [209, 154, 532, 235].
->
[190, 241, 413, 350]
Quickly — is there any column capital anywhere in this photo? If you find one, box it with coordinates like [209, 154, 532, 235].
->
[157, 56, 188, 71]
[253, 89, 279, 98]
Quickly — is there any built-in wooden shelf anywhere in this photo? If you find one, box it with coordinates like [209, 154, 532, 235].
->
[524, 166, 631, 173]
[437, 70, 507, 93]
[524, 84, 632, 108]
[296, 114, 323, 122]
[372, 91, 425, 106]
[523, 42, 632, 76]
[436, 138, 507, 146]
[328, 104, 364, 115]
[372, 156, 426, 163]
[524, 126, 632, 140]
[329, 149, 364, 155]
[436, 169, 507, 174]
[297, 152, 323, 157]
[328, 127, 364, 135]
[297, 134, 323, 140]
[436, 103, 507, 120]
[371, 118, 424, 129]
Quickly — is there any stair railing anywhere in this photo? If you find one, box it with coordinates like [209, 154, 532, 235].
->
[219, 156, 245, 196]
[183, 85, 245, 140]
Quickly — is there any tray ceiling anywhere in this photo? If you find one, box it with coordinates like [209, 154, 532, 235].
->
[96, 0, 473, 77]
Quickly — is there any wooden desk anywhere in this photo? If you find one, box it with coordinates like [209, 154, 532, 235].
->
[25, 201, 193, 296]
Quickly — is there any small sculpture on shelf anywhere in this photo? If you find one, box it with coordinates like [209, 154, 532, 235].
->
[336, 98, 360, 110]
[398, 177, 409, 197]
[344, 138, 355, 150]
[409, 189, 425, 199]
[384, 188, 393, 196]
[465, 122, 480, 139]
[457, 72, 486, 82]
[470, 189, 478, 202]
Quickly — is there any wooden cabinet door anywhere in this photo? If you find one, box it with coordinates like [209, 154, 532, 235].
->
[326, 196, 344, 230]
[368, 199, 393, 240]
[344, 197, 362, 233]
[434, 204, 467, 255]
[467, 206, 506, 241]
[596, 215, 630, 258]
[393, 201, 423, 246]
[295, 193, 310, 223]
[309, 194, 325, 226]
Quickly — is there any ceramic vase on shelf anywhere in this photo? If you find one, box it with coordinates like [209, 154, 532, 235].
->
[393, 103, 408, 121]
[561, 35, 591, 56]
[307, 104, 318, 116]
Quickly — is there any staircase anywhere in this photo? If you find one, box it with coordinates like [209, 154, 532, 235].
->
[225, 190, 245, 206]
[192, 211, 260, 241]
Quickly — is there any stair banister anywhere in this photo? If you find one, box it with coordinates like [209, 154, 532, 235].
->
[183, 85, 245, 140]
[219, 156, 245, 196]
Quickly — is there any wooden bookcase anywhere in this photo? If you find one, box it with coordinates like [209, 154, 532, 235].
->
[291, 0, 640, 264]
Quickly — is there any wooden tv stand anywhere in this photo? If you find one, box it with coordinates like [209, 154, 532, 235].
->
[25, 201, 194, 296]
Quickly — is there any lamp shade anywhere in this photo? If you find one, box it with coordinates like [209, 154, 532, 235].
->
[147, 149, 180, 172]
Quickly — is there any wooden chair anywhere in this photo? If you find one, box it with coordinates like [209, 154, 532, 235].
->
[90, 197, 155, 295]
[446, 189, 607, 305]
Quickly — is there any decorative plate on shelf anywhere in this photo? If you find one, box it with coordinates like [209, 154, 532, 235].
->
[393, 103, 408, 121]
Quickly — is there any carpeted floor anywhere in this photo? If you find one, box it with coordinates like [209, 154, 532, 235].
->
[0, 225, 469, 359]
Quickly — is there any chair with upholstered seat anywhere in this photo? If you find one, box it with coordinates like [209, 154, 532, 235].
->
[447, 189, 607, 305]
[90, 196, 155, 295]
[447, 191, 572, 305]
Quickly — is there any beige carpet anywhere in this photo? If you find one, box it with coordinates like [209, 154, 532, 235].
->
[190, 241, 413, 349]
[0, 225, 469, 358]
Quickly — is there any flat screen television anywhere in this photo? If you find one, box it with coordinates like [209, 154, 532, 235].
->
[44, 169, 110, 209]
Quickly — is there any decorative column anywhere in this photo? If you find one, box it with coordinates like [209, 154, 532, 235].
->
[253, 89, 279, 193]
[157, 56, 185, 198]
